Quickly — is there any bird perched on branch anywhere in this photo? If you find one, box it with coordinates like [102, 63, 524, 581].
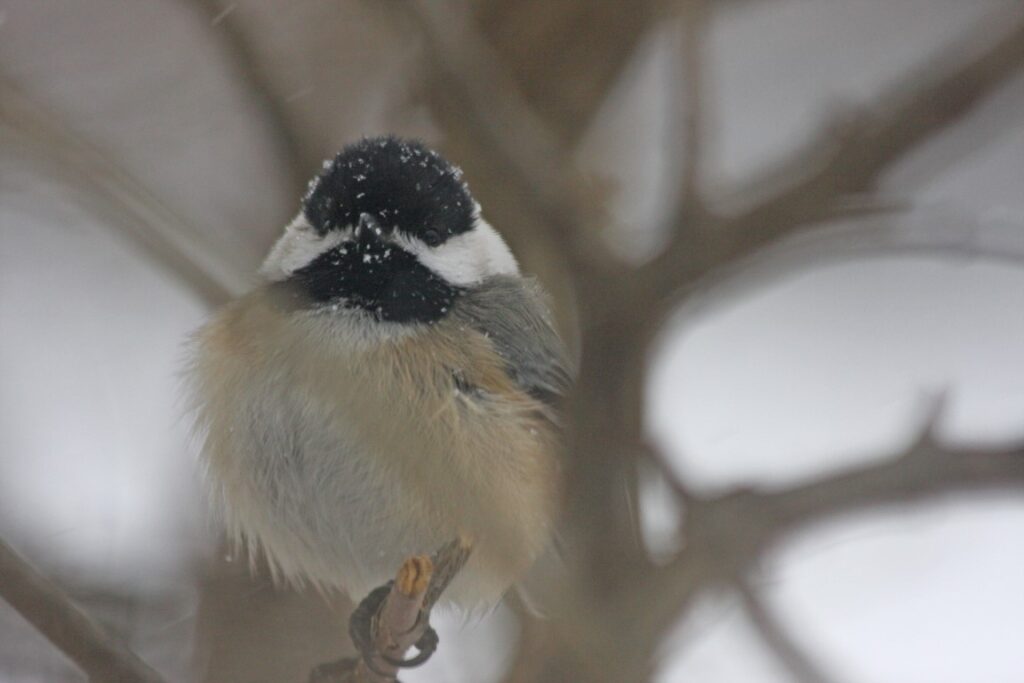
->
[188, 136, 571, 614]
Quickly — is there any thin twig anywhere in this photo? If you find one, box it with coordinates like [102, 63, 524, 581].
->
[736, 581, 844, 683]
[356, 539, 470, 681]
[422, 537, 473, 611]
[0, 538, 168, 683]
[311, 539, 471, 683]
[358, 556, 433, 682]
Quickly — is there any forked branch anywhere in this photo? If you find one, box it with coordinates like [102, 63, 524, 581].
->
[636, 434, 1024, 649]
[644, 8, 1024, 301]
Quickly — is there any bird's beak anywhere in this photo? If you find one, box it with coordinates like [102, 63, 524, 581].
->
[355, 213, 382, 246]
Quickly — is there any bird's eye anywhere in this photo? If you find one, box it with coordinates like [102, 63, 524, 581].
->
[422, 229, 442, 247]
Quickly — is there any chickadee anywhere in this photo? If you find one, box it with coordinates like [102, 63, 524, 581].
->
[189, 136, 571, 609]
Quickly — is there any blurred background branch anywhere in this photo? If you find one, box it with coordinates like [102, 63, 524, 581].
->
[2, 1, 1024, 682]
[644, 8, 1024, 305]
[0, 538, 167, 683]
[181, 0, 319, 195]
[0, 74, 244, 307]
[676, 0, 708, 219]
[736, 580, 844, 683]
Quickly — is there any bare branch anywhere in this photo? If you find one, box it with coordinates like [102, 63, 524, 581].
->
[0, 75, 246, 307]
[376, 0, 587, 255]
[545, 435, 1024, 682]
[0, 537, 168, 683]
[736, 581, 844, 683]
[358, 556, 434, 682]
[645, 8, 1024, 301]
[181, 0, 315, 194]
[401, 0, 574, 175]
[373, 0, 702, 282]
[737, 447, 1024, 542]
[474, 0, 662, 147]
[634, 437, 1024, 651]
[311, 539, 471, 683]
[422, 537, 473, 610]
[676, 0, 708, 219]
[643, 440, 700, 508]
[667, 202, 1024, 327]
[379, 6, 1024, 680]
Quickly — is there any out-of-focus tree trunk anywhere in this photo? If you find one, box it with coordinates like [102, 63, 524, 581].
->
[475, 0, 659, 147]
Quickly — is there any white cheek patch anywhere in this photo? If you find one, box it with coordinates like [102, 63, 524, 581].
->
[260, 213, 351, 281]
[396, 217, 519, 286]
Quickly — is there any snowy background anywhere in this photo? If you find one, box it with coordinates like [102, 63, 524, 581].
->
[1, 1, 1023, 681]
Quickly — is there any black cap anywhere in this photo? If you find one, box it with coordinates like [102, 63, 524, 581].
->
[303, 136, 475, 247]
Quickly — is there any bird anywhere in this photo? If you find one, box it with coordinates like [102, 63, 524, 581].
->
[187, 135, 571, 614]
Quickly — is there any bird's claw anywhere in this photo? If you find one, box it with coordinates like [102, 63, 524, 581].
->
[348, 582, 392, 666]
[380, 620, 438, 668]
[348, 580, 438, 678]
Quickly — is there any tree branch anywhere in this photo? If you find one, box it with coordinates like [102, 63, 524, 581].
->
[181, 0, 315, 195]
[373, 6, 1024, 680]
[635, 435, 1024, 651]
[666, 203, 1024, 328]
[0, 537, 168, 683]
[378, 0, 588, 258]
[0, 74, 246, 308]
[474, 0, 662, 147]
[736, 581, 844, 683]
[310, 539, 471, 683]
[676, 0, 708, 220]
[644, 8, 1024, 301]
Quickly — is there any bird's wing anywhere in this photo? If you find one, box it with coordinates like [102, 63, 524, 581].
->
[452, 276, 577, 613]
[451, 275, 574, 419]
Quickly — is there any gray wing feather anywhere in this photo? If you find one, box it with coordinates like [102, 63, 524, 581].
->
[452, 275, 574, 415]
[454, 276, 573, 612]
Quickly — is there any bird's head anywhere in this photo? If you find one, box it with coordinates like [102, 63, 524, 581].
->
[261, 136, 517, 323]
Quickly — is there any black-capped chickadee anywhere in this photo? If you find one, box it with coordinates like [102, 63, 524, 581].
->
[189, 136, 571, 609]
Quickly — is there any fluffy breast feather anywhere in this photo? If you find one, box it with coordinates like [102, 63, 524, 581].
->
[187, 286, 562, 606]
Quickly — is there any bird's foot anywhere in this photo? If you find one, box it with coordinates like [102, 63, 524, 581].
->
[379, 616, 438, 669]
[348, 573, 439, 678]
[348, 581, 393, 675]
